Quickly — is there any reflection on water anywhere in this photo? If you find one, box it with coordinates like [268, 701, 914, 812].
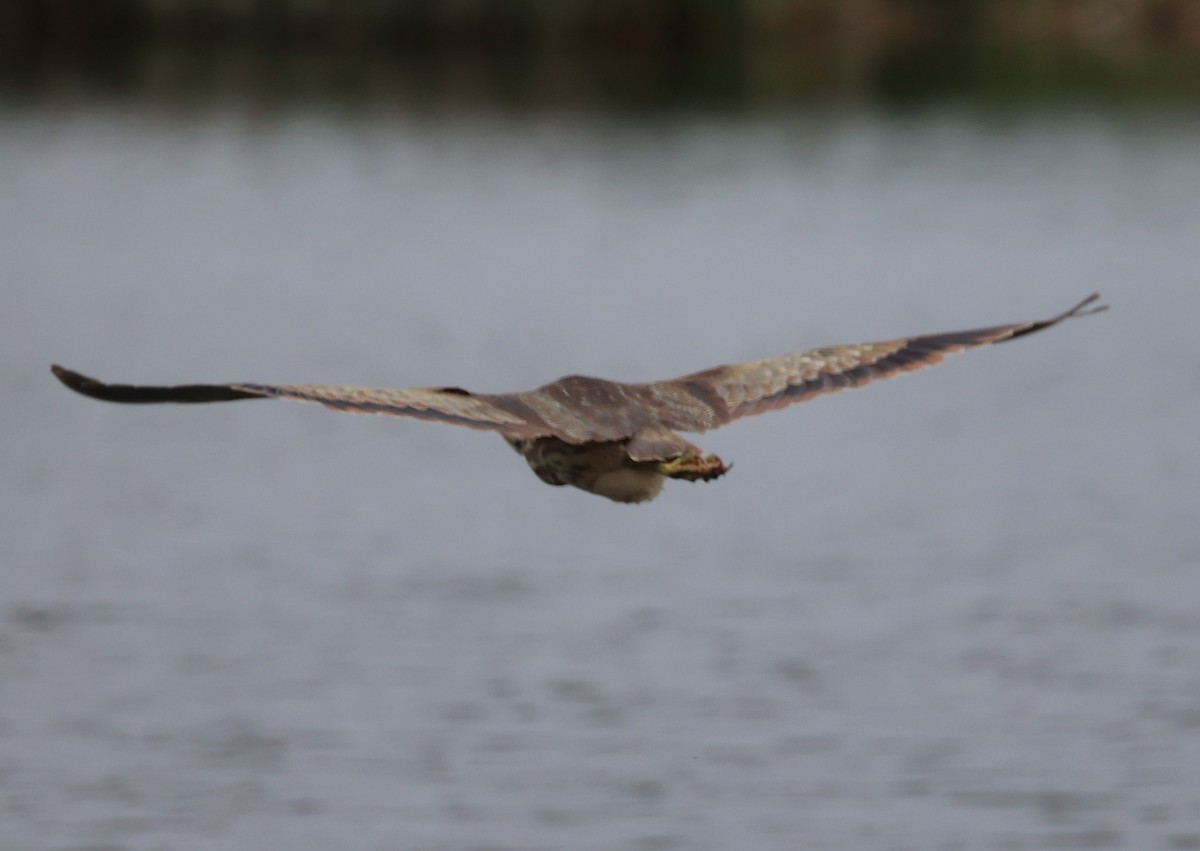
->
[11, 41, 1200, 114]
[2, 55, 1200, 851]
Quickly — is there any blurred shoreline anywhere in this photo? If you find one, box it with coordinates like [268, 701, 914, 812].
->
[5, 0, 1200, 49]
[3, 1, 1199, 107]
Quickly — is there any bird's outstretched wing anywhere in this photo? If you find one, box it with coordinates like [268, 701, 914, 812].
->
[50, 365, 559, 439]
[648, 293, 1107, 431]
[52, 294, 1106, 444]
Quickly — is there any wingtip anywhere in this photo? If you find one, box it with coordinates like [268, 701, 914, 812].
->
[1070, 292, 1109, 319]
[996, 293, 1108, 343]
[1044, 293, 1108, 327]
[51, 364, 87, 391]
[51, 364, 119, 400]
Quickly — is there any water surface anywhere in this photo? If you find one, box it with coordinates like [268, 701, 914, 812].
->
[2, 102, 1199, 849]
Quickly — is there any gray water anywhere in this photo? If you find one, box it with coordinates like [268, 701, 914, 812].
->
[2, 103, 1199, 850]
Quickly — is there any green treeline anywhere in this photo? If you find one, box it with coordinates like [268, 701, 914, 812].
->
[4, 0, 1198, 51]
[2, 1, 1197, 105]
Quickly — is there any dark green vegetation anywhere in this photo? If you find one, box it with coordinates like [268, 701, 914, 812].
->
[3, 0, 1198, 108]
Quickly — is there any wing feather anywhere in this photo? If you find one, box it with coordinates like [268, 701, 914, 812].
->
[51, 294, 1106, 444]
[653, 294, 1107, 430]
[50, 365, 557, 438]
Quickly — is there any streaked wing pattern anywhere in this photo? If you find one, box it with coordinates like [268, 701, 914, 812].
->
[50, 366, 559, 439]
[235, 382, 560, 437]
[50, 294, 1106, 504]
[657, 293, 1106, 429]
[51, 295, 1106, 446]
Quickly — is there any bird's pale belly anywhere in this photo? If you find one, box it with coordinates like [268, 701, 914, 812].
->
[506, 436, 665, 503]
[587, 467, 665, 503]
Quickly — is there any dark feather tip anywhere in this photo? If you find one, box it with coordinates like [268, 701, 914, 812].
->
[51, 364, 93, 393]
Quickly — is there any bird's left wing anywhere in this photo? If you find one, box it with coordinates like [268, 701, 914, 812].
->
[50, 365, 558, 438]
[645, 294, 1107, 432]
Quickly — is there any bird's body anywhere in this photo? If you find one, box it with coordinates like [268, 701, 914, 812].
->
[507, 436, 667, 503]
[52, 294, 1106, 503]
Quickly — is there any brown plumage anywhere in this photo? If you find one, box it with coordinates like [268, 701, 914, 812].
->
[51, 294, 1106, 503]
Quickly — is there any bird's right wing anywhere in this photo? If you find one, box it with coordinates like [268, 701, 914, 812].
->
[50, 365, 560, 438]
[648, 293, 1107, 431]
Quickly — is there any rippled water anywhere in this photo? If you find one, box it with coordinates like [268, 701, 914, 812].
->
[2, 102, 1199, 850]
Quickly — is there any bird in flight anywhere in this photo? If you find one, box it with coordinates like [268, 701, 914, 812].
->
[53, 294, 1105, 504]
